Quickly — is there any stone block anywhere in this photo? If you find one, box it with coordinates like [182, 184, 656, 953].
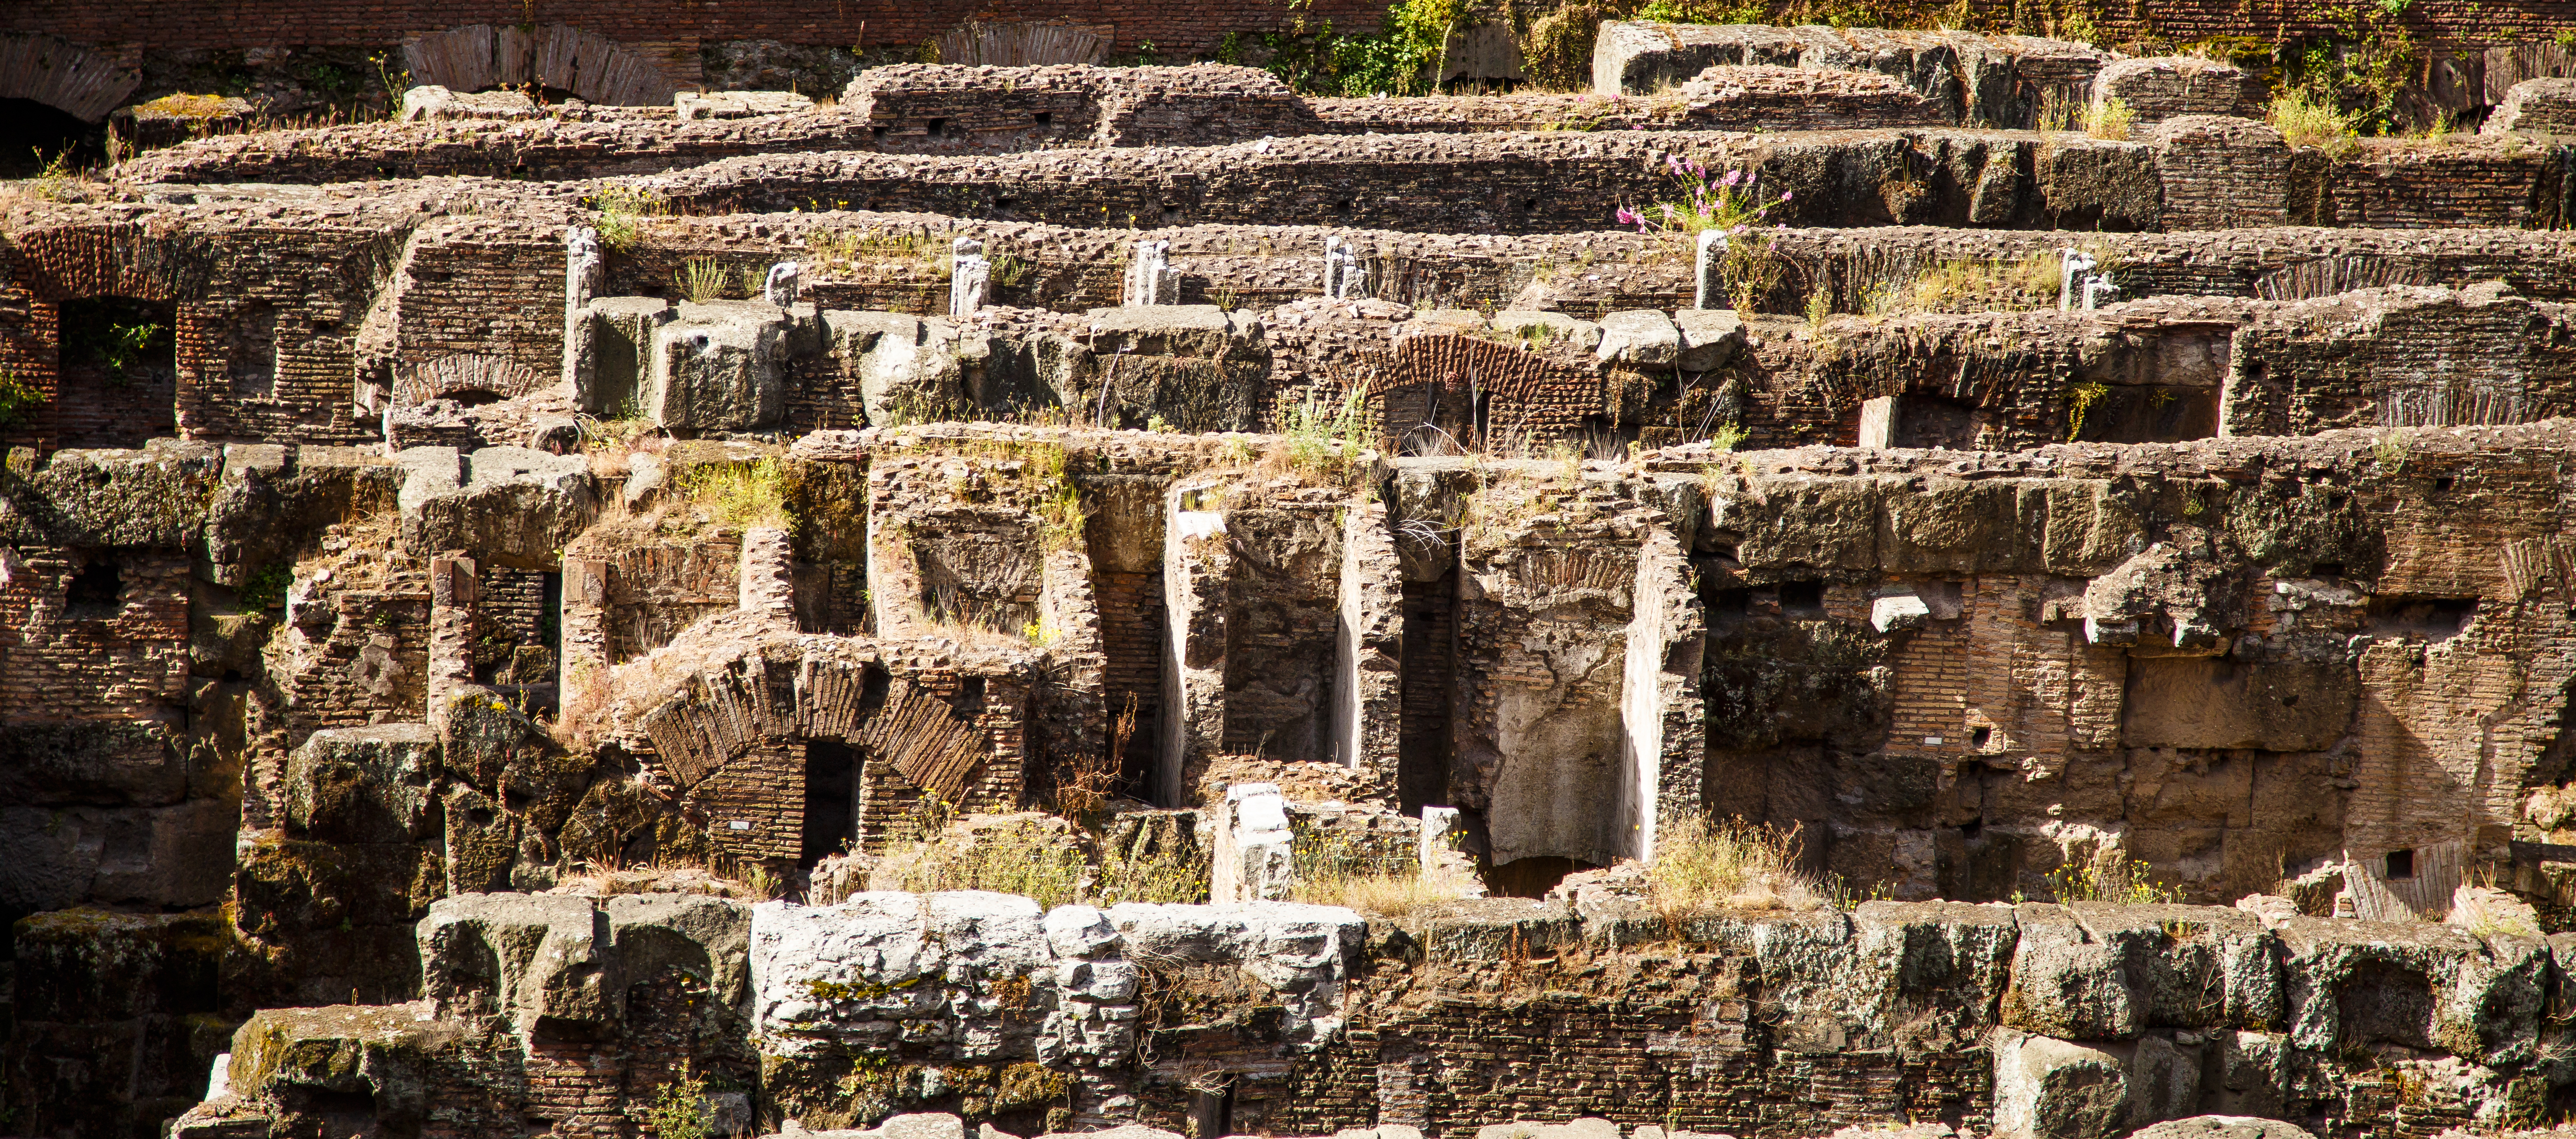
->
[2275, 915, 2543, 1064]
[1992, 1030, 2129, 1139]
[401, 85, 538, 121]
[226, 1004, 472, 1132]
[1991, 1029, 2196, 1139]
[650, 301, 794, 431]
[828, 311, 966, 425]
[2129, 1119, 2317, 1139]
[284, 724, 440, 844]
[2092, 58, 2264, 122]
[0, 720, 185, 807]
[2120, 658, 2355, 751]
[572, 296, 674, 414]
[403, 447, 597, 564]
[1595, 308, 1681, 366]
[1673, 308, 1745, 370]
[1490, 310, 1603, 352]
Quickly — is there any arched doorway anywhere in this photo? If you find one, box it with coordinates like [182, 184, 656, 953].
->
[0, 34, 141, 175]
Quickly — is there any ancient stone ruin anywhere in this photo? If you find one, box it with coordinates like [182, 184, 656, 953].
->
[18, 5, 2576, 1139]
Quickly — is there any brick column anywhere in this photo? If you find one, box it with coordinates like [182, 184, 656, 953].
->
[736, 526, 797, 622]
[560, 557, 611, 715]
[428, 555, 477, 728]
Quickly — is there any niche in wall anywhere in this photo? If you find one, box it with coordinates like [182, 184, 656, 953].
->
[55, 296, 179, 448]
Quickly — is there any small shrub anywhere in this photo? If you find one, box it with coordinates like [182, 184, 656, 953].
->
[237, 563, 293, 610]
[1804, 284, 1835, 327]
[675, 256, 731, 303]
[2373, 429, 2410, 474]
[0, 367, 43, 430]
[1615, 157, 1793, 238]
[637, 1060, 712, 1139]
[1094, 837, 1210, 905]
[1289, 865, 1473, 917]
[1022, 443, 1087, 552]
[1646, 815, 1829, 919]
[2084, 96, 2136, 141]
[2065, 380, 2109, 441]
[2045, 854, 2179, 904]
[1881, 252, 2061, 315]
[588, 186, 667, 252]
[24, 147, 78, 202]
[2034, 88, 2080, 134]
[1286, 826, 1469, 917]
[678, 457, 795, 533]
[1278, 383, 1373, 482]
[2270, 90, 2360, 157]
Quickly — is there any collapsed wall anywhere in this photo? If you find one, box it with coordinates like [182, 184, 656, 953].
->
[170, 884, 2576, 1139]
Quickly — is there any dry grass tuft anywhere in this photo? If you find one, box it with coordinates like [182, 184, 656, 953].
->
[1867, 251, 2061, 315]
[2084, 96, 2136, 140]
[1646, 815, 1829, 918]
[677, 456, 793, 533]
[1289, 864, 1479, 918]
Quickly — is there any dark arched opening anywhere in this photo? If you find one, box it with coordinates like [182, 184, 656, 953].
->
[0, 98, 101, 178]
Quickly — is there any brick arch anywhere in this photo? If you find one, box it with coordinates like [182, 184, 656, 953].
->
[1372, 333, 1603, 448]
[393, 354, 546, 407]
[0, 33, 141, 122]
[402, 24, 679, 107]
[635, 646, 996, 801]
[9, 222, 206, 303]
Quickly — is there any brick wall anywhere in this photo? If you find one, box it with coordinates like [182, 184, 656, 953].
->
[0, 546, 191, 725]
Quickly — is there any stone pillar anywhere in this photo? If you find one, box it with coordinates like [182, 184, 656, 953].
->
[428, 555, 478, 728]
[737, 526, 798, 624]
[1124, 239, 1177, 306]
[764, 260, 802, 308]
[1158, 481, 1231, 807]
[1323, 235, 1363, 300]
[950, 238, 990, 317]
[2083, 273, 2119, 310]
[1857, 395, 1898, 449]
[1693, 229, 1727, 310]
[1618, 521, 1705, 863]
[1212, 782, 1292, 902]
[562, 226, 605, 392]
[2058, 247, 2096, 312]
[1335, 495, 1404, 787]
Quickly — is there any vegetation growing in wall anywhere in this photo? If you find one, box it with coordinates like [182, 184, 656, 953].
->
[2084, 95, 2135, 141]
[1286, 826, 1469, 916]
[874, 813, 1092, 909]
[1856, 251, 2060, 316]
[674, 256, 735, 302]
[637, 1061, 713, 1139]
[0, 368, 42, 430]
[1232, 0, 1469, 96]
[678, 458, 797, 534]
[2043, 854, 2179, 903]
[1278, 382, 1375, 482]
[2269, 89, 2362, 155]
[1646, 815, 1829, 918]
[588, 186, 668, 252]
